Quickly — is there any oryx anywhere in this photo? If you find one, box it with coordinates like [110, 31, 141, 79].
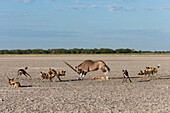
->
[64, 60, 110, 80]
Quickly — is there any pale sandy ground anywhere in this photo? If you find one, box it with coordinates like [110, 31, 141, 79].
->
[0, 55, 169, 113]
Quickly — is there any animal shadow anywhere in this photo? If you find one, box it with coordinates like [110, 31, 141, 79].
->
[109, 76, 141, 80]
[158, 76, 170, 80]
[20, 85, 32, 87]
[70, 78, 89, 82]
[138, 80, 150, 82]
[55, 80, 70, 82]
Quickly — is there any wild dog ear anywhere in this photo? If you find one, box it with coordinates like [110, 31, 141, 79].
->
[140, 70, 142, 72]
[62, 71, 65, 73]
[12, 78, 14, 81]
[122, 70, 124, 72]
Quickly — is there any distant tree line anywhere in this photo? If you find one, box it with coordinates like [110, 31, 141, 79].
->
[0, 48, 170, 54]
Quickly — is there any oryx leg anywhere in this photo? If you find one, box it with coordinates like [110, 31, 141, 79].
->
[104, 72, 109, 80]
[81, 72, 87, 80]
[78, 73, 83, 80]
[81, 74, 85, 79]
[101, 68, 109, 80]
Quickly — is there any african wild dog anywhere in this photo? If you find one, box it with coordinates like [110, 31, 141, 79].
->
[122, 70, 132, 83]
[8, 77, 21, 88]
[40, 68, 66, 82]
[17, 67, 31, 79]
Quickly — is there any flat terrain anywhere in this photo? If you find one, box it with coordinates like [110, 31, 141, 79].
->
[0, 55, 169, 113]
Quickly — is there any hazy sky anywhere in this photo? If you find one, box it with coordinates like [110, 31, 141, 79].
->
[0, 0, 170, 50]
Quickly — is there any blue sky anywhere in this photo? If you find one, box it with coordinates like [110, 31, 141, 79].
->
[0, 0, 170, 50]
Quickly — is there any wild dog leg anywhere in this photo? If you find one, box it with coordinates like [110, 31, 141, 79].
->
[50, 78, 53, 82]
[122, 74, 126, 83]
[142, 73, 147, 80]
[56, 75, 62, 81]
[148, 73, 151, 80]
[127, 75, 132, 82]
[16, 74, 21, 79]
[40, 77, 44, 82]
[26, 72, 31, 78]
[155, 73, 160, 79]
[23, 73, 28, 77]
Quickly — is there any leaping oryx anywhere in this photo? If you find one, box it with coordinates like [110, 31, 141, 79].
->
[64, 60, 110, 80]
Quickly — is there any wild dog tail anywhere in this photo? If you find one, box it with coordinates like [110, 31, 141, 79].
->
[24, 67, 28, 70]
[157, 64, 160, 68]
